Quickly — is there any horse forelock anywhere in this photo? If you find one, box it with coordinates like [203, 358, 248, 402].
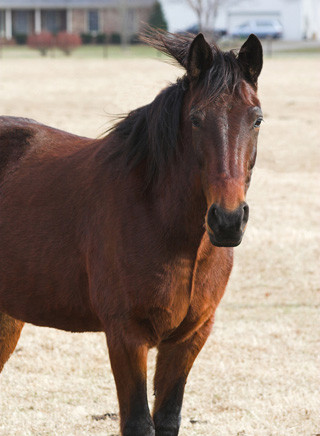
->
[140, 28, 195, 68]
[140, 29, 246, 97]
[193, 50, 255, 110]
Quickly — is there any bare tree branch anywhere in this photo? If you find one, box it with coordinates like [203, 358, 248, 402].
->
[181, 0, 238, 34]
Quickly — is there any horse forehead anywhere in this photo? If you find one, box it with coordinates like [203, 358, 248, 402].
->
[206, 100, 245, 129]
[210, 81, 260, 112]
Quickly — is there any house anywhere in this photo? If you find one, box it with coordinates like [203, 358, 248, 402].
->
[0, 0, 155, 41]
[214, 0, 320, 40]
[161, 0, 320, 40]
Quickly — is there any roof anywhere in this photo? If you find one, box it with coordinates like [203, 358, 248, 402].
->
[0, 0, 154, 8]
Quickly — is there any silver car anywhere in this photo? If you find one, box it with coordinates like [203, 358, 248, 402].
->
[232, 19, 283, 39]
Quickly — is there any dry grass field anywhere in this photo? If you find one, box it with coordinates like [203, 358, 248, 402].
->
[0, 50, 319, 436]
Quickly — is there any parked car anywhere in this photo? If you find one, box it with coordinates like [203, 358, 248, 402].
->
[231, 19, 283, 39]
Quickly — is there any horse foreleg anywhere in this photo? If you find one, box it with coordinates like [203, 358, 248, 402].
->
[0, 312, 24, 373]
[153, 318, 213, 436]
[106, 330, 155, 436]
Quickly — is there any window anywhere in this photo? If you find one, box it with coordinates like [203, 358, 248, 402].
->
[42, 10, 66, 34]
[0, 10, 5, 37]
[13, 10, 30, 34]
[88, 10, 99, 33]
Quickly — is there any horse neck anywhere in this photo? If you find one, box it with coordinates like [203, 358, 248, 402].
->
[151, 135, 206, 252]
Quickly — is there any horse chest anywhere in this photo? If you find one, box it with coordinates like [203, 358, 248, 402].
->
[151, 241, 234, 343]
[138, 256, 211, 341]
[158, 259, 194, 321]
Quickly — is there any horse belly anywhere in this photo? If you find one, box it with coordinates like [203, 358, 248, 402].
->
[0, 278, 102, 332]
[0, 243, 102, 332]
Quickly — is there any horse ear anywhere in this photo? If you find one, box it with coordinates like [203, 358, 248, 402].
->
[237, 34, 263, 85]
[186, 33, 213, 80]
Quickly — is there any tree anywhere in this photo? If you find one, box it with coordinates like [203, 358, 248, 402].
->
[184, 0, 234, 34]
[149, 1, 168, 31]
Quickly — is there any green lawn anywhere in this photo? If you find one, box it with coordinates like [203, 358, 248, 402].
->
[1, 41, 319, 60]
[0, 44, 165, 59]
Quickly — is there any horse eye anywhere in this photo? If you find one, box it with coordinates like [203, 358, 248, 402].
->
[190, 114, 201, 128]
[253, 117, 263, 129]
[190, 110, 204, 128]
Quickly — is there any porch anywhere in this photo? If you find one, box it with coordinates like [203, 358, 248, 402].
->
[0, 9, 73, 40]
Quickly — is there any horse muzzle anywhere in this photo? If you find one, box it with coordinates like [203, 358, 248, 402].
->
[206, 202, 249, 247]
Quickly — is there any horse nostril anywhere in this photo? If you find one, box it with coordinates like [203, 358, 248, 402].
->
[208, 203, 249, 233]
[207, 202, 249, 246]
[211, 205, 218, 219]
[207, 204, 220, 230]
[242, 203, 249, 225]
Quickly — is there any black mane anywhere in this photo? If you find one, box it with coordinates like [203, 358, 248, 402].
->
[109, 78, 186, 184]
[107, 31, 245, 185]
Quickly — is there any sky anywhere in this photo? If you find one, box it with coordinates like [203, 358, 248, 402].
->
[160, 0, 198, 32]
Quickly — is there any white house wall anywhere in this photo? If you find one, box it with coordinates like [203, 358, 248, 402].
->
[302, 0, 320, 38]
[216, 0, 318, 40]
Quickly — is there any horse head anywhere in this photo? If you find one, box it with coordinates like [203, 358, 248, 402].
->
[181, 33, 263, 247]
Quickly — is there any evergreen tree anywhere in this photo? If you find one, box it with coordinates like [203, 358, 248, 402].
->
[149, 1, 168, 31]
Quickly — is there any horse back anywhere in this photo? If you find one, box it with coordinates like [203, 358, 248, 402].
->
[0, 117, 36, 180]
[0, 116, 90, 181]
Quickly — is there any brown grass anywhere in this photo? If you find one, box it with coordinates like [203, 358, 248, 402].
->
[0, 54, 319, 436]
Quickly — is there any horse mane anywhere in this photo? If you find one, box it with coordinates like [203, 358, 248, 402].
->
[106, 30, 245, 186]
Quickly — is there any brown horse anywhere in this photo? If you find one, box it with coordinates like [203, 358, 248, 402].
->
[0, 31, 263, 435]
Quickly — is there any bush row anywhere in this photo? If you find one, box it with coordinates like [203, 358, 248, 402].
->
[80, 33, 140, 45]
[27, 31, 81, 56]
[13, 32, 140, 47]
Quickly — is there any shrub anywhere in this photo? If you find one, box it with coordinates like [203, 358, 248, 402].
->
[96, 33, 107, 45]
[27, 31, 55, 56]
[130, 34, 140, 45]
[55, 32, 82, 55]
[0, 37, 16, 46]
[110, 32, 121, 44]
[81, 33, 93, 44]
[14, 34, 27, 45]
